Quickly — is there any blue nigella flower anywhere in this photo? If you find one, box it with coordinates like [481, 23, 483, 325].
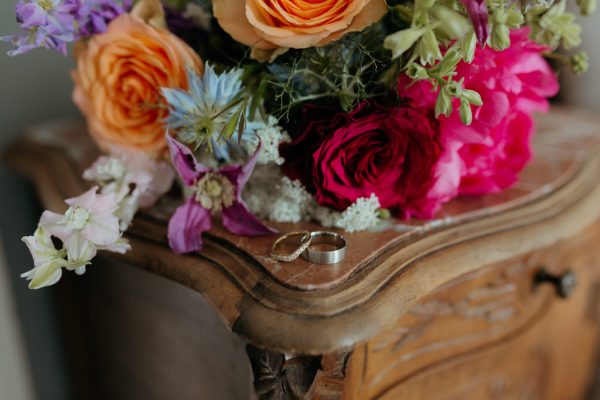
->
[161, 64, 258, 162]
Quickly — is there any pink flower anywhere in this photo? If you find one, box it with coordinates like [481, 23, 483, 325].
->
[166, 135, 276, 254]
[398, 27, 559, 196]
[281, 101, 458, 219]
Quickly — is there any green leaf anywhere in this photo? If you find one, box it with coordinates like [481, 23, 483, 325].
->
[220, 106, 244, 140]
[237, 107, 247, 142]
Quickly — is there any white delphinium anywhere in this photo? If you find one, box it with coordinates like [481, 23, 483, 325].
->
[40, 187, 128, 254]
[21, 227, 70, 289]
[21, 187, 130, 289]
[83, 149, 175, 230]
[243, 116, 290, 165]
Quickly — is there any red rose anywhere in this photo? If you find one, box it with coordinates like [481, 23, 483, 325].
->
[281, 101, 453, 219]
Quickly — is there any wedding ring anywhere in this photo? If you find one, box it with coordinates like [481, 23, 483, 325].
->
[302, 231, 347, 264]
[270, 231, 312, 262]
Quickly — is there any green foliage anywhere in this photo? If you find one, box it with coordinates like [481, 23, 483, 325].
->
[264, 27, 391, 119]
[527, 0, 582, 50]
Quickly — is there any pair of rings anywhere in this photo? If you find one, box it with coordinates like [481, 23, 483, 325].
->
[270, 231, 347, 265]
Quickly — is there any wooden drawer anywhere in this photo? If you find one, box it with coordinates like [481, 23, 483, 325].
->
[345, 224, 600, 399]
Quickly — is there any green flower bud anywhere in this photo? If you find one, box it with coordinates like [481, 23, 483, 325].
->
[535, 1, 582, 49]
[391, 4, 414, 23]
[491, 23, 511, 50]
[435, 89, 453, 118]
[417, 29, 443, 65]
[505, 8, 525, 27]
[377, 208, 392, 220]
[430, 49, 462, 78]
[445, 80, 461, 97]
[431, 6, 470, 39]
[384, 27, 427, 59]
[415, 0, 436, 14]
[459, 100, 473, 125]
[560, 17, 583, 49]
[406, 63, 429, 80]
[461, 89, 483, 106]
[461, 31, 477, 63]
[570, 51, 589, 75]
[577, 0, 597, 16]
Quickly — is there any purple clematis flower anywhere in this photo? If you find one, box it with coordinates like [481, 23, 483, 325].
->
[166, 134, 277, 254]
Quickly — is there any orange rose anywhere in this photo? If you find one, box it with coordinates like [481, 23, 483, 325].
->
[72, 13, 202, 155]
[213, 0, 388, 60]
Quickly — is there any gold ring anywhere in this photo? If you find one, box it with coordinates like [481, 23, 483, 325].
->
[270, 231, 312, 262]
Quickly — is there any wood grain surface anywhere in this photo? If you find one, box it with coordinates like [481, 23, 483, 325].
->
[4, 108, 600, 356]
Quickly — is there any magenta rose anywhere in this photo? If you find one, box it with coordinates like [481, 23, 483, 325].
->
[398, 27, 559, 195]
[281, 101, 457, 219]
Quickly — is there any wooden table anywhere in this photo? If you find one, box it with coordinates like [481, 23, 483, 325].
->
[5, 108, 600, 399]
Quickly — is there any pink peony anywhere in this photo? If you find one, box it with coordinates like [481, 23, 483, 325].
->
[398, 27, 559, 196]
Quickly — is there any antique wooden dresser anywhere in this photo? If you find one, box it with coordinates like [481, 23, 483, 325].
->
[5, 108, 600, 400]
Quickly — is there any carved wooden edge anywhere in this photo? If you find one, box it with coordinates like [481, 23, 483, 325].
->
[246, 346, 350, 400]
[5, 138, 600, 355]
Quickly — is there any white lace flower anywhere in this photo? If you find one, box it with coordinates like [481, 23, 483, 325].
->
[334, 194, 381, 232]
[244, 166, 380, 231]
[243, 165, 312, 223]
[269, 177, 312, 222]
[243, 116, 291, 165]
[312, 205, 340, 228]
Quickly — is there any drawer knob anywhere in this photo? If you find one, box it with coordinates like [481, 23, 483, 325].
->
[534, 268, 577, 299]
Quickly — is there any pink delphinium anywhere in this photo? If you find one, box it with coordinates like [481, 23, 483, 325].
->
[1, 0, 130, 56]
[398, 27, 560, 196]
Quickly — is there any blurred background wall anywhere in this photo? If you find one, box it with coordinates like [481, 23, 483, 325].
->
[0, 3, 599, 400]
[561, 10, 600, 111]
[0, 2, 78, 399]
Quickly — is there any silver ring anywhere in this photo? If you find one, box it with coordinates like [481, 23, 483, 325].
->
[302, 231, 347, 264]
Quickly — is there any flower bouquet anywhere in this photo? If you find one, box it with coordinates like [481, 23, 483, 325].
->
[3, 0, 593, 289]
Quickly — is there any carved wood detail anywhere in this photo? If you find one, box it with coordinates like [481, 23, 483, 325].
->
[343, 222, 600, 399]
[247, 346, 350, 400]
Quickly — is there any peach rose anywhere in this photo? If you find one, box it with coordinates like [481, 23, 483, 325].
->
[213, 0, 388, 60]
[72, 13, 202, 155]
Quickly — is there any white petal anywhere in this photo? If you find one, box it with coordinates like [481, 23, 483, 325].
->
[27, 262, 63, 290]
[39, 211, 72, 240]
[98, 238, 131, 254]
[64, 234, 97, 264]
